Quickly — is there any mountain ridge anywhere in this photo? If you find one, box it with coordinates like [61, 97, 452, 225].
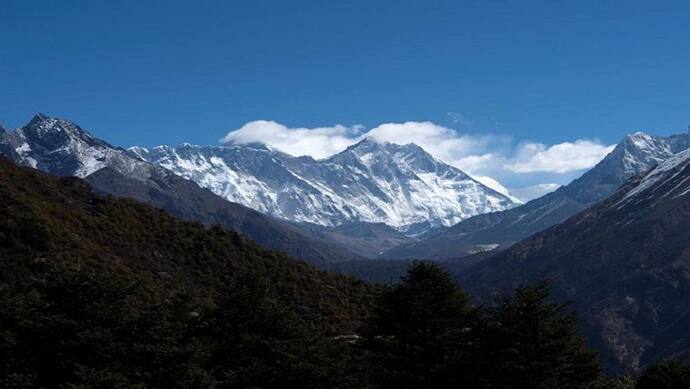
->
[0, 114, 366, 264]
[131, 137, 519, 232]
[381, 130, 690, 260]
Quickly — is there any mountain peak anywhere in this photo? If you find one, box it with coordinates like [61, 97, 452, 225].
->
[24, 113, 87, 138]
[346, 137, 384, 152]
[619, 147, 690, 204]
[128, 146, 150, 160]
[28, 112, 50, 124]
[624, 131, 654, 145]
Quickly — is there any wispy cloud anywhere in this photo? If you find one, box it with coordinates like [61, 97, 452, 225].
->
[446, 112, 466, 125]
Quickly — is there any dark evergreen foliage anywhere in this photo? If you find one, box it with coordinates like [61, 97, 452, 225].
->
[636, 360, 690, 389]
[362, 262, 481, 388]
[361, 266, 606, 388]
[478, 282, 605, 388]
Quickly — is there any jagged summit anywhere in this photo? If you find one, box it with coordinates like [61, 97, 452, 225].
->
[0, 113, 142, 178]
[22, 113, 111, 151]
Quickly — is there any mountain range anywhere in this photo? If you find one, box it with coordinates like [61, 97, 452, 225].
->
[129, 138, 519, 234]
[4, 113, 690, 374]
[0, 114, 368, 264]
[0, 114, 519, 262]
[381, 131, 690, 260]
[4, 114, 690, 265]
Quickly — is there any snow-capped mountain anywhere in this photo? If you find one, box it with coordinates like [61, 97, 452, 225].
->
[129, 138, 520, 230]
[382, 130, 690, 259]
[0, 113, 154, 179]
[0, 114, 368, 264]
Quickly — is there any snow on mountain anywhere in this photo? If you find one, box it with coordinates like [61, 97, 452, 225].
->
[618, 147, 690, 205]
[0, 114, 369, 264]
[0, 113, 156, 180]
[616, 132, 676, 176]
[471, 175, 522, 203]
[381, 129, 690, 260]
[131, 138, 520, 229]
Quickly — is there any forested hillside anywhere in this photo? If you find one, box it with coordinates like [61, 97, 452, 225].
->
[1, 157, 687, 388]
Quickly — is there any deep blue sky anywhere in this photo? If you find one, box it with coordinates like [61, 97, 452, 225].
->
[2, 0, 690, 148]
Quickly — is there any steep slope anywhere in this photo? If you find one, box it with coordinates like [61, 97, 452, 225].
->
[0, 114, 362, 264]
[460, 148, 690, 373]
[0, 156, 374, 333]
[383, 131, 690, 260]
[131, 138, 519, 231]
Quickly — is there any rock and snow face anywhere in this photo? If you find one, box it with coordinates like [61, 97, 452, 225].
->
[131, 138, 520, 229]
[618, 147, 690, 205]
[380, 129, 690, 260]
[0, 113, 157, 181]
[610, 132, 679, 177]
[0, 114, 370, 264]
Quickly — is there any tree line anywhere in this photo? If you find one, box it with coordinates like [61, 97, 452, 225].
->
[2, 260, 688, 388]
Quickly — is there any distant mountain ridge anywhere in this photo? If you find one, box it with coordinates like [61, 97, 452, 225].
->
[129, 138, 519, 233]
[381, 130, 690, 260]
[0, 114, 365, 264]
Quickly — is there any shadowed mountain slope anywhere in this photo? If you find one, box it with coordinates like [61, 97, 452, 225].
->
[0, 156, 374, 333]
[460, 148, 690, 373]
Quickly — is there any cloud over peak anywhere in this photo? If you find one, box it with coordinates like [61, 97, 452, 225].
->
[505, 140, 616, 174]
[221, 120, 365, 159]
[221, 119, 615, 199]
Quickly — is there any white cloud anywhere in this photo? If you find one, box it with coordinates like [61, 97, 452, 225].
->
[221, 120, 616, 197]
[220, 120, 364, 159]
[365, 122, 508, 169]
[505, 140, 615, 174]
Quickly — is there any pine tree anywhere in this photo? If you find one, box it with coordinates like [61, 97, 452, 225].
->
[636, 359, 690, 389]
[479, 282, 604, 388]
[363, 262, 481, 388]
